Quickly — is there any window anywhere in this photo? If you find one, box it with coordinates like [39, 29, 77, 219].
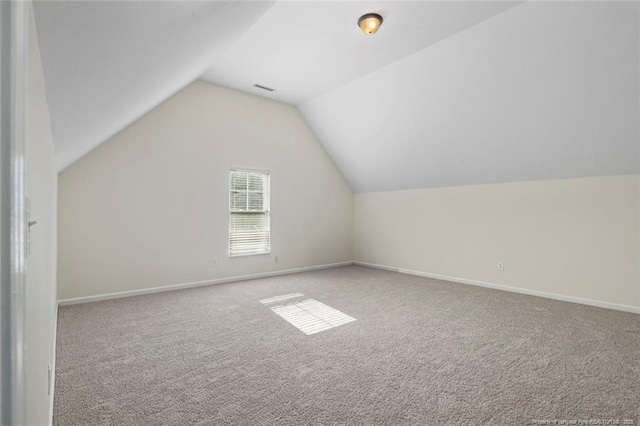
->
[229, 169, 270, 257]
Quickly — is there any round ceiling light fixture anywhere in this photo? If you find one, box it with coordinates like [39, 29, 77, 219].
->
[358, 13, 383, 36]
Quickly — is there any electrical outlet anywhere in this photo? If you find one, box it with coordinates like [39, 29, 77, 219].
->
[212, 258, 218, 267]
[497, 262, 504, 271]
[274, 256, 279, 263]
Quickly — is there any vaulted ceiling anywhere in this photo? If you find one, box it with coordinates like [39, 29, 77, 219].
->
[34, 1, 275, 171]
[35, 1, 639, 192]
[199, 1, 519, 105]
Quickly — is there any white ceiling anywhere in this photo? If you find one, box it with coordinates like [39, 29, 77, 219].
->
[35, 1, 639, 192]
[200, 1, 520, 105]
[300, 1, 639, 191]
[34, 1, 275, 171]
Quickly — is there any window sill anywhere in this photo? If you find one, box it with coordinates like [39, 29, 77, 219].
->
[229, 250, 271, 258]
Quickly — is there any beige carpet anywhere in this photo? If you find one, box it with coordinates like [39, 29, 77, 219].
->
[54, 266, 640, 425]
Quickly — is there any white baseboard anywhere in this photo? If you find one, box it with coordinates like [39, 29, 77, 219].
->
[354, 261, 640, 314]
[353, 261, 400, 273]
[57, 262, 354, 306]
[57, 260, 640, 314]
[49, 302, 58, 426]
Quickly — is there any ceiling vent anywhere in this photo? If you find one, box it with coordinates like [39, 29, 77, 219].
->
[254, 84, 274, 92]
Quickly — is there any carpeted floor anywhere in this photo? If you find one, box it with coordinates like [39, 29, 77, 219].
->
[54, 266, 640, 425]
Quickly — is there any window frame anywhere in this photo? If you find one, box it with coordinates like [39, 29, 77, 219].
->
[228, 168, 271, 258]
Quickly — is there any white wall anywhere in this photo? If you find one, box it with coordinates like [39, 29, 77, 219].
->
[58, 81, 352, 300]
[354, 175, 639, 311]
[25, 3, 57, 425]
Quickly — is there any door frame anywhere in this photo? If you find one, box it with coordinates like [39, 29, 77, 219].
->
[0, 0, 27, 424]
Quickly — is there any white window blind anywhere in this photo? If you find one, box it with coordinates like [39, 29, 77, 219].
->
[229, 169, 270, 257]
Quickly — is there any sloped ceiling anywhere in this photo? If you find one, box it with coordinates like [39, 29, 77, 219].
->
[34, 1, 275, 171]
[299, 1, 640, 191]
[35, 0, 518, 172]
[36, 1, 638, 192]
[200, 1, 520, 105]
